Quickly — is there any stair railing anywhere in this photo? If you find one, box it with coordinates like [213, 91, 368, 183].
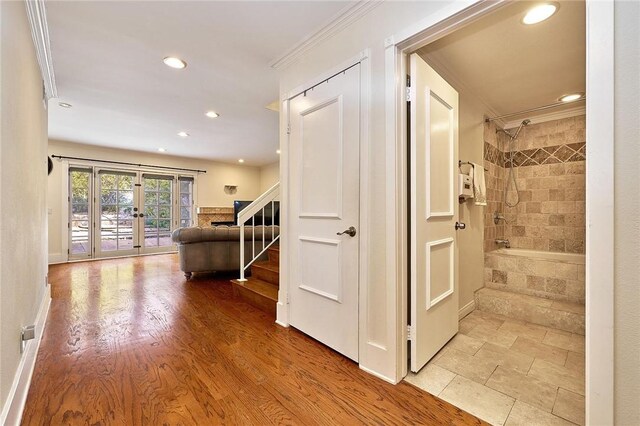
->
[238, 182, 280, 281]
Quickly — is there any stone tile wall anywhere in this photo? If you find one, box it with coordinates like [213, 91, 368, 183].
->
[483, 121, 504, 252]
[484, 116, 586, 253]
[484, 251, 585, 303]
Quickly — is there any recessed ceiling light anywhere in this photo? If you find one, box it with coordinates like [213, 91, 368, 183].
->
[559, 92, 585, 103]
[58, 102, 72, 108]
[177, 131, 189, 137]
[276, 149, 281, 154]
[163, 56, 187, 69]
[238, 159, 245, 163]
[522, 3, 558, 25]
[205, 111, 219, 118]
[158, 148, 166, 152]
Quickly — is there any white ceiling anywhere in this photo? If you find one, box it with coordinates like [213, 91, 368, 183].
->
[46, 1, 352, 166]
[418, 1, 585, 124]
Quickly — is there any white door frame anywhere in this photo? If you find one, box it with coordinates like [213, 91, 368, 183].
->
[384, 1, 614, 424]
[277, 49, 372, 370]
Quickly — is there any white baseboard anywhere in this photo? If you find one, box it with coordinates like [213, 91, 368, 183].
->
[458, 299, 475, 320]
[48, 252, 67, 264]
[0, 285, 51, 426]
[275, 301, 289, 327]
[359, 364, 398, 384]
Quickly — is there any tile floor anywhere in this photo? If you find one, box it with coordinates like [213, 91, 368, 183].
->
[406, 310, 585, 426]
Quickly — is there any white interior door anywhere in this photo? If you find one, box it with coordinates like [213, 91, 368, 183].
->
[288, 64, 360, 361]
[410, 53, 460, 372]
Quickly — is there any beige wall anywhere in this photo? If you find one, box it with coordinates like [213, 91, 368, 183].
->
[48, 140, 262, 261]
[0, 1, 49, 415]
[614, 0, 640, 423]
[456, 87, 488, 311]
[259, 161, 279, 193]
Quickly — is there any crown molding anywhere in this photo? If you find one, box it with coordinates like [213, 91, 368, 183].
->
[269, 0, 383, 70]
[25, 0, 57, 99]
[503, 105, 586, 129]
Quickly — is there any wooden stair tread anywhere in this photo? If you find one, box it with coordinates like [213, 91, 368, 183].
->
[251, 260, 279, 273]
[231, 278, 278, 301]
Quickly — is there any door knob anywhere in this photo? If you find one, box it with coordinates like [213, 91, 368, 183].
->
[337, 226, 357, 237]
[455, 222, 466, 230]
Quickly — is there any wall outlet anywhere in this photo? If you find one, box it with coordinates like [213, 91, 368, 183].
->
[21, 325, 35, 353]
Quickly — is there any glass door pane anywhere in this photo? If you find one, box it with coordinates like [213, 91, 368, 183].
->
[96, 170, 138, 257]
[69, 168, 92, 259]
[141, 174, 174, 253]
[178, 177, 194, 228]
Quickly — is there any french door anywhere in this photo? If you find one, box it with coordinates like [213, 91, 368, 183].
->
[69, 166, 194, 260]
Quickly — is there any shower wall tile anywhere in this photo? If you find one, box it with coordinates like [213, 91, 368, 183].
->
[484, 116, 586, 254]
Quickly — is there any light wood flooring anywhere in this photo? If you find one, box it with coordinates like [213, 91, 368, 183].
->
[22, 254, 484, 425]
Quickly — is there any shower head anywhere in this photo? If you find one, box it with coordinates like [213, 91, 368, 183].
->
[510, 119, 531, 140]
[496, 119, 531, 140]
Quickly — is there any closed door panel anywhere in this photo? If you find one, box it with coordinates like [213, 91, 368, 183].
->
[289, 64, 360, 361]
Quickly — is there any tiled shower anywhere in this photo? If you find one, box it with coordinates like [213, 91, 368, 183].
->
[478, 115, 587, 330]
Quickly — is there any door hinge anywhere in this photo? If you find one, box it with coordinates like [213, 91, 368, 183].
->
[286, 124, 291, 135]
[67, 222, 70, 229]
[407, 325, 413, 341]
[406, 87, 414, 102]
[67, 249, 69, 255]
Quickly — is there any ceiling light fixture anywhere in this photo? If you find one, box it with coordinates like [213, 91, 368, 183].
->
[559, 92, 585, 103]
[158, 148, 167, 152]
[58, 102, 72, 108]
[163, 56, 187, 69]
[238, 159, 245, 163]
[522, 3, 558, 25]
[205, 111, 219, 118]
[177, 131, 189, 137]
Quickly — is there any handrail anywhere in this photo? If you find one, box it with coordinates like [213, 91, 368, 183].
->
[238, 182, 280, 281]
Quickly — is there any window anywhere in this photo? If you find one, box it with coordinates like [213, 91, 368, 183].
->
[69, 168, 92, 257]
[179, 176, 194, 228]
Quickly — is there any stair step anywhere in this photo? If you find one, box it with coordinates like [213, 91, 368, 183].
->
[267, 245, 279, 264]
[231, 278, 278, 317]
[251, 260, 279, 285]
[475, 288, 585, 335]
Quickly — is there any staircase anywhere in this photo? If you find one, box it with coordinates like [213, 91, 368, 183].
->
[231, 244, 279, 317]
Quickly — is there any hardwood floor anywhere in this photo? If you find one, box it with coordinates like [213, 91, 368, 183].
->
[22, 254, 484, 425]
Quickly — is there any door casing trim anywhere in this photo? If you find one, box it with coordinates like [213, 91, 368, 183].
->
[278, 50, 371, 372]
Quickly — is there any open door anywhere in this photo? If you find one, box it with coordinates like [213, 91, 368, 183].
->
[409, 53, 460, 372]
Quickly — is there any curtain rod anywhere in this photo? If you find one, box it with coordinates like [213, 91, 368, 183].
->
[485, 98, 586, 122]
[51, 155, 207, 174]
